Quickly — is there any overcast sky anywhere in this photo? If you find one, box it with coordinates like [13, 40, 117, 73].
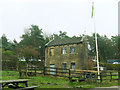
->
[0, 0, 119, 42]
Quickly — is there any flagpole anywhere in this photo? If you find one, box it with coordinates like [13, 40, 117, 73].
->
[92, 2, 100, 79]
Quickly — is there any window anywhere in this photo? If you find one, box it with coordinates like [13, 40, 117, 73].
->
[62, 63, 67, 69]
[71, 63, 75, 69]
[50, 64, 55, 74]
[50, 48, 54, 56]
[70, 46, 75, 54]
[62, 63, 67, 72]
[62, 47, 66, 54]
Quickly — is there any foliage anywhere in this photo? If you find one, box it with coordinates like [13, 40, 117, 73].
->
[16, 46, 39, 63]
[104, 64, 120, 70]
[52, 30, 70, 40]
[1, 34, 15, 51]
[111, 35, 120, 58]
[19, 25, 46, 60]
[2, 49, 18, 70]
[86, 33, 119, 63]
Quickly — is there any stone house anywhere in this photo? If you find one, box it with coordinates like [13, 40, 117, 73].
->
[45, 37, 89, 70]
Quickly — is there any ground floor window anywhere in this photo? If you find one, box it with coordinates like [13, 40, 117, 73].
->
[71, 63, 75, 69]
[62, 63, 67, 72]
[49, 64, 55, 74]
[62, 63, 67, 69]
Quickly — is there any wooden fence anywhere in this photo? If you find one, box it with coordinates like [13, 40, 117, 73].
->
[19, 67, 98, 82]
[19, 67, 120, 83]
[98, 71, 120, 83]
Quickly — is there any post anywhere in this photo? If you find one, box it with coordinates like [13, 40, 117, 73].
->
[19, 72, 22, 77]
[84, 72, 86, 79]
[95, 73, 97, 83]
[100, 72, 102, 83]
[34, 67, 36, 76]
[69, 69, 71, 80]
[43, 67, 45, 75]
[92, 2, 100, 79]
[118, 71, 120, 86]
[118, 71, 120, 80]
[56, 68, 57, 76]
[110, 72, 112, 82]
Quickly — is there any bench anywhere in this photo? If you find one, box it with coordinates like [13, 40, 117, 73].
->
[14, 86, 39, 90]
[1, 79, 39, 90]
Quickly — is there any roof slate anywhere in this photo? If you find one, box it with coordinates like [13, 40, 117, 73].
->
[46, 37, 83, 47]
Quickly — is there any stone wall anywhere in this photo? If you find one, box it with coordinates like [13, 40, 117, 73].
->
[45, 42, 88, 70]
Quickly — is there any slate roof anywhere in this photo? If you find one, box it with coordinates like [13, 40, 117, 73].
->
[46, 37, 83, 47]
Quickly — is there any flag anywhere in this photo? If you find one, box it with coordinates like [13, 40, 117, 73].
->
[91, 2, 94, 18]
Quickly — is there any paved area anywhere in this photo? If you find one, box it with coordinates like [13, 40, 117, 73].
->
[90, 86, 120, 90]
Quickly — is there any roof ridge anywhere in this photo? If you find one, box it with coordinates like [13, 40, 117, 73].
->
[46, 37, 82, 47]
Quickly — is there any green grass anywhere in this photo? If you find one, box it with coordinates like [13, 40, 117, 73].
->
[2, 71, 120, 89]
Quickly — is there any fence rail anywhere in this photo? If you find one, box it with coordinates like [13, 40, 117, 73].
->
[19, 67, 120, 83]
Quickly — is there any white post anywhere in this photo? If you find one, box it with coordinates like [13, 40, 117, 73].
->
[92, 2, 100, 79]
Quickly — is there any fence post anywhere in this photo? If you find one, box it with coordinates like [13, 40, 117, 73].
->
[84, 72, 86, 79]
[69, 69, 71, 80]
[18, 65, 22, 78]
[118, 71, 120, 85]
[43, 67, 45, 75]
[118, 71, 120, 80]
[19, 72, 22, 77]
[100, 72, 102, 83]
[56, 68, 57, 76]
[34, 67, 36, 76]
[110, 72, 112, 82]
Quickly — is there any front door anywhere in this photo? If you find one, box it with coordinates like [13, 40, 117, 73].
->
[50, 64, 55, 75]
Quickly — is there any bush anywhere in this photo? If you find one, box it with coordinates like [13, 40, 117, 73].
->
[105, 64, 120, 71]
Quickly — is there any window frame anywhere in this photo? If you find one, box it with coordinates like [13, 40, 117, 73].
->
[62, 63, 67, 72]
[49, 48, 54, 56]
[62, 47, 67, 54]
[70, 46, 75, 54]
[71, 63, 75, 69]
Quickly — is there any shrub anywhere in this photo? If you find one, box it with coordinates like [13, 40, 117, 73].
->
[105, 64, 120, 71]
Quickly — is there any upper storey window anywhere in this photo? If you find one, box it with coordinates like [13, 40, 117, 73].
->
[62, 47, 66, 54]
[70, 46, 75, 54]
[50, 48, 54, 56]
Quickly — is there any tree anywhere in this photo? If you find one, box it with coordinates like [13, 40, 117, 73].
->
[19, 25, 45, 60]
[16, 46, 40, 73]
[52, 30, 70, 40]
[1, 34, 9, 50]
[59, 30, 69, 39]
[1, 34, 15, 51]
[16, 46, 39, 63]
[2, 49, 18, 70]
[111, 35, 120, 59]
[86, 33, 116, 63]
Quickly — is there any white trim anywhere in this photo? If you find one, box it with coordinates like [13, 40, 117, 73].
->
[45, 39, 54, 46]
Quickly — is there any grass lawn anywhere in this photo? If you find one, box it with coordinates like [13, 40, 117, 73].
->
[2, 70, 120, 89]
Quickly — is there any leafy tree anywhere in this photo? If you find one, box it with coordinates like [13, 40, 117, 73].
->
[52, 30, 70, 40]
[111, 35, 120, 59]
[16, 46, 39, 63]
[16, 46, 40, 74]
[1, 34, 9, 50]
[86, 33, 117, 63]
[1, 34, 15, 51]
[19, 25, 45, 60]
[59, 30, 69, 39]
[2, 49, 18, 70]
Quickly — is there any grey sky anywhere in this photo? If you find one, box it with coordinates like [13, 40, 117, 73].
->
[0, 0, 118, 42]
